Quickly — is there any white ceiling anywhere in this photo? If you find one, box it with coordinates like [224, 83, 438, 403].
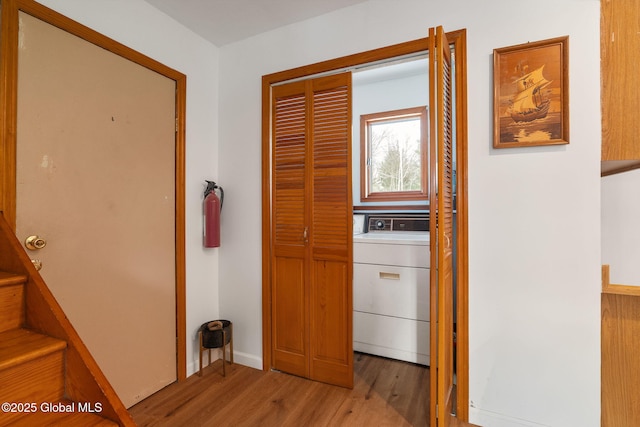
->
[142, 0, 369, 47]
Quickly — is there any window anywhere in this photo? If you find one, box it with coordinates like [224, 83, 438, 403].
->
[360, 106, 428, 202]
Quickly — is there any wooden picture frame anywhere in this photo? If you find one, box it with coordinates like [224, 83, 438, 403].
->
[493, 36, 569, 148]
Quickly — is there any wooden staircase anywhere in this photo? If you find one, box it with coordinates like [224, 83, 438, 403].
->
[0, 214, 134, 426]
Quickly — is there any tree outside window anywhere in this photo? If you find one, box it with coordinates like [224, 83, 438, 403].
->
[360, 106, 428, 202]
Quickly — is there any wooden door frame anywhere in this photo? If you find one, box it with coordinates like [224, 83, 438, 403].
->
[0, 0, 187, 381]
[262, 30, 469, 421]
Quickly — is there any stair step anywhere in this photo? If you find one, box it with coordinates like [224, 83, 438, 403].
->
[8, 401, 119, 426]
[0, 328, 66, 371]
[0, 271, 28, 287]
[0, 271, 28, 333]
[0, 329, 67, 417]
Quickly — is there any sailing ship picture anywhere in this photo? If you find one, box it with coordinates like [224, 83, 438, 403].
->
[493, 36, 569, 148]
[510, 64, 551, 122]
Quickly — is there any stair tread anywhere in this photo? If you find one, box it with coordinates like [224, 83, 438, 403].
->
[0, 271, 28, 287]
[9, 405, 119, 426]
[0, 329, 67, 371]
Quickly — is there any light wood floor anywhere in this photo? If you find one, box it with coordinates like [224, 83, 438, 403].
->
[129, 352, 429, 426]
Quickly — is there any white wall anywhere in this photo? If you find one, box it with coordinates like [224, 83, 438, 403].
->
[35, 0, 221, 376]
[218, 1, 601, 426]
[602, 169, 640, 285]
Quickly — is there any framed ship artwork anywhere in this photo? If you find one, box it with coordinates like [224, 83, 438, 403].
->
[493, 36, 569, 148]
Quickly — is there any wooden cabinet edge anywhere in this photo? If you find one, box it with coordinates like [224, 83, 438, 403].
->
[602, 264, 640, 296]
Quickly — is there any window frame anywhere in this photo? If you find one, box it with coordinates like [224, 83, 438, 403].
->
[359, 106, 428, 202]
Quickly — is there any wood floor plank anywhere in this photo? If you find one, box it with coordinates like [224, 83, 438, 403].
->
[129, 353, 429, 426]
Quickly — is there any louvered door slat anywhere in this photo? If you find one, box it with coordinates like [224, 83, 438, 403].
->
[312, 82, 350, 250]
[274, 88, 306, 247]
[271, 83, 308, 378]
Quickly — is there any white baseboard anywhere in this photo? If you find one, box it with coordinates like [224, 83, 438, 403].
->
[187, 348, 262, 377]
[228, 350, 262, 370]
[469, 408, 551, 427]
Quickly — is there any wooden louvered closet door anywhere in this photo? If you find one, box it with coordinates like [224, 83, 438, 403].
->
[271, 80, 308, 378]
[429, 26, 455, 426]
[271, 73, 353, 388]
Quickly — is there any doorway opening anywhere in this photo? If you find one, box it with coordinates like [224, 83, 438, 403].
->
[262, 30, 468, 422]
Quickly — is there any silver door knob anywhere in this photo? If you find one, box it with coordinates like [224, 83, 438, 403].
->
[25, 235, 47, 250]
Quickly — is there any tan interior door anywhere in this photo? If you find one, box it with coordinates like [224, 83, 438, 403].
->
[15, 12, 177, 407]
[271, 73, 353, 388]
[429, 26, 455, 427]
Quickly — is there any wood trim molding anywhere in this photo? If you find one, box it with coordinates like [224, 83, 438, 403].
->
[0, 0, 187, 381]
[602, 264, 610, 289]
[0, 0, 20, 229]
[264, 38, 429, 85]
[261, 75, 273, 372]
[450, 28, 470, 422]
[175, 74, 188, 381]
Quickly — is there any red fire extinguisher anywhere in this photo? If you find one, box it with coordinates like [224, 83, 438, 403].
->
[204, 180, 224, 248]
